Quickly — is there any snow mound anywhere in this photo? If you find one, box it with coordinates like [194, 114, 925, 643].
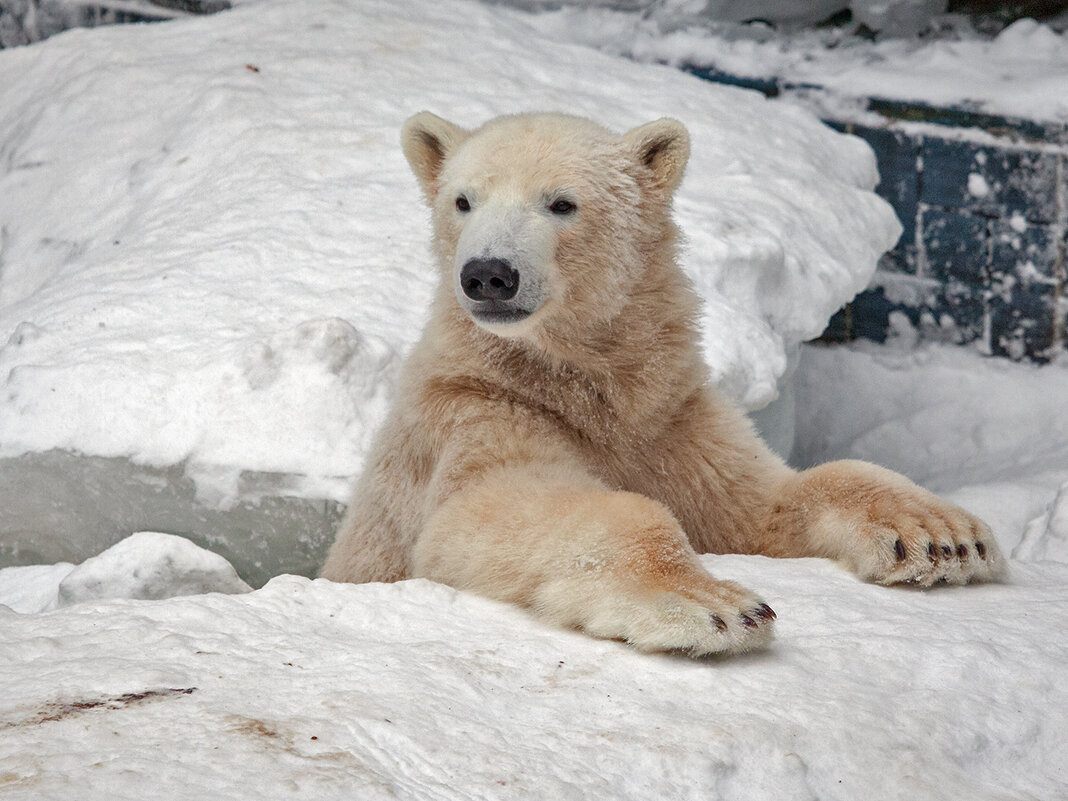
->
[0, 556, 1064, 800]
[0, 0, 899, 506]
[51, 531, 252, 609]
[0, 533, 251, 612]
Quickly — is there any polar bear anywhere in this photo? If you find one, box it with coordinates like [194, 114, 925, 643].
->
[320, 112, 1003, 655]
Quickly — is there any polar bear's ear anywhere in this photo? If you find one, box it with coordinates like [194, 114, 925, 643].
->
[401, 112, 470, 202]
[622, 118, 691, 197]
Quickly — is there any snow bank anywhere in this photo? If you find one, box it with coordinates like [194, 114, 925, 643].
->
[792, 342, 1068, 498]
[523, 10, 1068, 124]
[0, 551, 1064, 800]
[0, 0, 899, 508]
[501, 0, 952, 36]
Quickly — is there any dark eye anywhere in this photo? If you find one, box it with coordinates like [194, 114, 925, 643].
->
[455, 195, 471, 212]
[549, 198, 576, 216]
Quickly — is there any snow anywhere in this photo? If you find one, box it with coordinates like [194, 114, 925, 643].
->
[0, 531, 249, 612]
[1, 559, 1066, 800]
[1, 1, 1067, 797]
[1017, 481, 1068, 563]
[967, 172, 990, 198]
[0, 562, 73, 614]
[521, 10, 1068, 124]
[54, 530, 251, 608]
[501, 0, 955, 35]
[792, 343, 1068, 503]
[0, 0, 898, 510]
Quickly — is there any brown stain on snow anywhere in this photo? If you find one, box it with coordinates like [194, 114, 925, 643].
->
[224, 714, 362, 768]
[1, 687, 197, 729]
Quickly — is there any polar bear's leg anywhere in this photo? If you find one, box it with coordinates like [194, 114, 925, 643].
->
[414, 461, 775, 655]
[760, 460, 1004, 586]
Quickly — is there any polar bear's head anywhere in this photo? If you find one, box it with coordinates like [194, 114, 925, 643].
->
[401, 112, 690, 340]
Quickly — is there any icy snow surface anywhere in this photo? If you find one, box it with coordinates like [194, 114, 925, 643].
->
[523, 10, 1068, 124]
[0, 0, 898, 506]
[2, 341, 1068, 800]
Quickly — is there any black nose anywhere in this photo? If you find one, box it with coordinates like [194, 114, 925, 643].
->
[460, 258, 519, 302]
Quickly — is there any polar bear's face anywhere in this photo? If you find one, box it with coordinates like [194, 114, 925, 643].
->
[401, 112, 689, 340]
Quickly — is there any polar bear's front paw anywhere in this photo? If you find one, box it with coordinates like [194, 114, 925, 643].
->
[578, 578, 776, 657]
[793, 461, 1006, 588]
[846, 495, 1004, 587]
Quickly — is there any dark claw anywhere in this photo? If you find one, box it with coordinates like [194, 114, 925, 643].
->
[975, 541, 987, 559]
[753, 603, 776, 621]
[956, 543, 969, 560]
[941, 545, 953, 558]
[710, 614, 727, 632]
[927, 542, 937, 560]
[894, 539, 906, 561]
[740, 614, 758, 629]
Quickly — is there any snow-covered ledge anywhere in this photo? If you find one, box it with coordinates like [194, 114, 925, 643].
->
[0, 0, 899, 584]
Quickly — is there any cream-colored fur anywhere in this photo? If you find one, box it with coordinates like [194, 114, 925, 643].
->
[321, 112, 1004, 655]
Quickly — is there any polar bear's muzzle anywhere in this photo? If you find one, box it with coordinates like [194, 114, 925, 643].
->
[452, 201, 554, 331]
[458, 257, 531, 325]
